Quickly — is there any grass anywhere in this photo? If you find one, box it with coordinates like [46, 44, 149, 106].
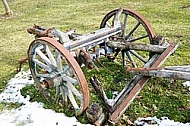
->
[0, 0, 190, 125]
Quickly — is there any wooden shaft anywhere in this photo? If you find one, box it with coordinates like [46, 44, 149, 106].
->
[128, 69, 190, 81]
[107, 41, 167, 53]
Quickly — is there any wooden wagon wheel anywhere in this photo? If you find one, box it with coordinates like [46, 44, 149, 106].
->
[28, 37, 89, 116]
[100, 8, 156, 68]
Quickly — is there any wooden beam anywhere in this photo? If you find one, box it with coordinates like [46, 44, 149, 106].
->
[107, 41, 168, 53]
[164, 65, 190, 72]
[127, 68, 190, 81]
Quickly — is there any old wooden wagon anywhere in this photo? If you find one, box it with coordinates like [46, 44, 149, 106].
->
[22, 8, 189, 125]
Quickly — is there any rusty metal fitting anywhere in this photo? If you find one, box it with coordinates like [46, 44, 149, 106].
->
[27, 24, 54, 38]
[41, 78, 55, 89]
[126, 67, 160, 74]
[17, 57, 28, 72]
[77, 49, 99, 71]
[125, 41, 131, 50]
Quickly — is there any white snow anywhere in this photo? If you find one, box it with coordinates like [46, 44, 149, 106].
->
[183, 81, 190, 93]
[0, 70, 189, 126]
[0, 102, 92, 126]
[0, 70, 91, 126]
[0, 70, 33, 104]
[134, 116, 190, 126]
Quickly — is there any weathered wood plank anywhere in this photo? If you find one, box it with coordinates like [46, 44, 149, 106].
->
[107, 41, 168, 53]
[164, 65, 190, 72]
[127, 69, 190, 81]
[90, 76, 114, 113]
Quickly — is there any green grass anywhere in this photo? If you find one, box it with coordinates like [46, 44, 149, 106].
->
[0, 0, 190, 125]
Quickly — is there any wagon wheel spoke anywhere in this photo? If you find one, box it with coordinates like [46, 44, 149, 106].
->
[128, 34, 149, 42]
[56, 50, 63, 71]
[63, 83, 80, 108]
[55, 86, 60, 103]
[129, 50, 147, 63]
[59, 83, 81, 111]
[126, 51, 137, 68]
[62, 76, 79, 85]
[106, 21, 112, 28]
[66, 87, 79, 110]
[64, 81, 82, 100]
[35, 47, 52, 66]
[125, 22, 141, 41]
[122, 14, 128, 38]
[33, 58, 52, 72]
[60, 85, 68, 103]
[35, 73, 49, 78]
[28, 38, 89, 116]
[45, 44, 57, 67]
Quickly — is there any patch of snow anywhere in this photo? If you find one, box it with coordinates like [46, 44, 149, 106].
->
[0, 70, 33, 104]
[134, 116, 190, 126]
[0, 102, 91, 126]
[183, 81, 190, 92]
[0, 70, 92, 126]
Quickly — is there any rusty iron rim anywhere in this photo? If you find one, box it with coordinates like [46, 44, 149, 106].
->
[100, 8, 155, 41]
[28, 37, 89, 116]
